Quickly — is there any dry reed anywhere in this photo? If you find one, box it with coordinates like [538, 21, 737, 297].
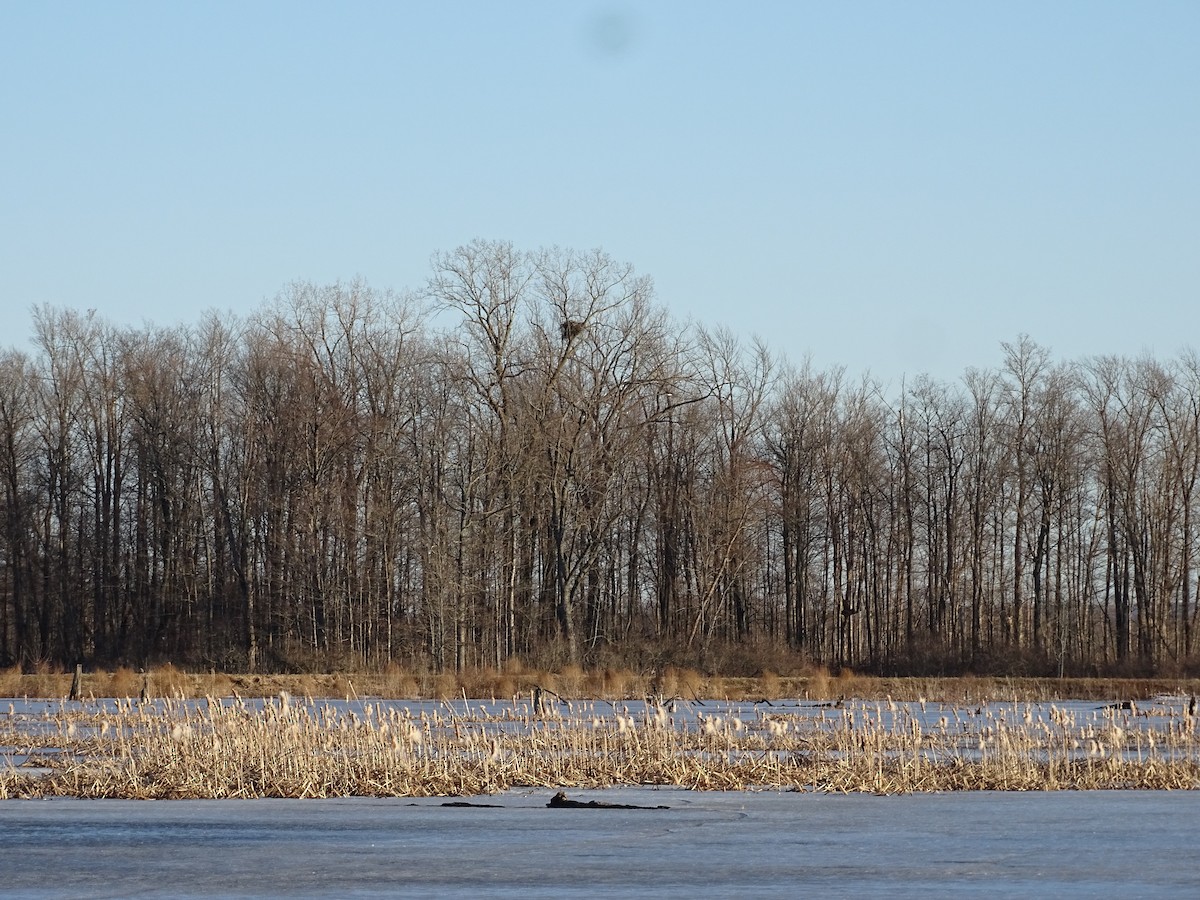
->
[2, 693, 1198, 800]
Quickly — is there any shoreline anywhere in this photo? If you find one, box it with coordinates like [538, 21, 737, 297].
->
[5, 669, 1200, 703]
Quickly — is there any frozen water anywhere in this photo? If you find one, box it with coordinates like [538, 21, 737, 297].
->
[0, 788, 1196, 899]
[3, 695, 1197, 896]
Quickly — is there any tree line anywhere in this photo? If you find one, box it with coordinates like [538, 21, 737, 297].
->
[2, 240, 1198, 676]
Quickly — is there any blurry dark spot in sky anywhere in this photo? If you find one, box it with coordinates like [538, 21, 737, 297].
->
[583, 8, 637, 60]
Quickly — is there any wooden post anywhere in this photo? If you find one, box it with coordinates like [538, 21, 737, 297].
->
[68, 663, 83, 701]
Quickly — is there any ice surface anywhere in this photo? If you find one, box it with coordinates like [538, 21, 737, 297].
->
[1, 789, 1197, 899]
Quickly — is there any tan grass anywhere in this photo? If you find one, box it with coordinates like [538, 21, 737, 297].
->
[146, 663, 191, 698]
[430, 672, 458, 700]
[0, 664, 22, 697]
[380, 663, 420, 699]
[556, 664, 586, 697]
[811, 667, 834, 698]
[458, 667, 516, 700]
[206, 672, 235, 697]
[105, 667, 143, 699]
[582, 667, 636, 699]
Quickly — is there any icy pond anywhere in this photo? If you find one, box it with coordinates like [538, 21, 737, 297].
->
[1, 789, 1197, 898]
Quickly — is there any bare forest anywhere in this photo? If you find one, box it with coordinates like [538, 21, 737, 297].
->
[2, 241, 1198, 677]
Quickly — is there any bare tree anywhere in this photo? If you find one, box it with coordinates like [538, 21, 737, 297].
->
[0, 350, 37, 665]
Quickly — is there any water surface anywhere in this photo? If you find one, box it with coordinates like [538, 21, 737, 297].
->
[1, 789, 1194, 898]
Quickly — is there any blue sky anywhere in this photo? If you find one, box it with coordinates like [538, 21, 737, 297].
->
[3, 1, 1197, 387]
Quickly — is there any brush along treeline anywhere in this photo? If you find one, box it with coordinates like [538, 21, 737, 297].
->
[3, 695, 1199, 799]
[6, 663, 1200, 704]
